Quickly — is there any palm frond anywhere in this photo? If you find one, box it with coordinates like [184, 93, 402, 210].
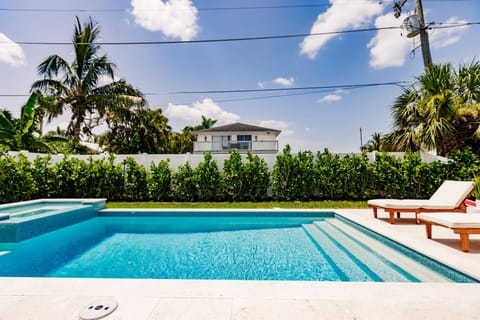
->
[37, 55, 72, 79]
[0, 111, 15, 133]
[20, 91, 40, 134]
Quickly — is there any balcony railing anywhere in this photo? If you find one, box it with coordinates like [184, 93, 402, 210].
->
[193, 140, 279, 153]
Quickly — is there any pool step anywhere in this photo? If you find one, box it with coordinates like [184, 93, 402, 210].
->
[311, 220, 415, 282]
[320, 219, 448, 282]
[301, 223, 373, 281]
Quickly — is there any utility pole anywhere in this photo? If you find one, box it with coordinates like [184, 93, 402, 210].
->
[415, 0, 433, 70]
[393, 0, 433, 70]
[360, 127, 363, 151]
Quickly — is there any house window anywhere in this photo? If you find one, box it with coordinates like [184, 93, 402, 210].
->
[237, 135, 252, 141]
[237, 135, 252, 150]
[212, 135, 231, 150]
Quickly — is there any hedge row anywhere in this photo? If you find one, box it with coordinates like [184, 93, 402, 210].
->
[1, 147, 479, 203]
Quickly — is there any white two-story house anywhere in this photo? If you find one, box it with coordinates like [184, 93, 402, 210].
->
[193, 122, 281, 154]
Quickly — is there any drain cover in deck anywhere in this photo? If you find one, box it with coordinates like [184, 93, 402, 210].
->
[79, 298, 118, 320]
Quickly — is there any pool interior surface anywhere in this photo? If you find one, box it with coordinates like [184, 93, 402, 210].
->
[0, 213, 476, 283]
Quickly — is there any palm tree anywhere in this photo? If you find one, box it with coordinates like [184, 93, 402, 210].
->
[384, 62, 480, 156]
[199, 116, 217, 129]
[363, 132, 385, 152]
[31, 17, 145, 141]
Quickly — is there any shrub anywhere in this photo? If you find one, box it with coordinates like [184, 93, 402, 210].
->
[0, 153, 35, 203]
[148, 160, 172, 201]
[243, 152, 270, 201]
[194, 153, 222, 201]
[172, 162, 196, 201]
[223, 150, 270, 201]
[30, 155, 56, 199]
[123, 157, 149, 201]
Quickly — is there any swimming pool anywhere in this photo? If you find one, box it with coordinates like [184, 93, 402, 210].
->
[0, 210, 475, 282]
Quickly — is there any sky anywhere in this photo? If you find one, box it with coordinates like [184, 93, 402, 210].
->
[0, 0, 479, 152]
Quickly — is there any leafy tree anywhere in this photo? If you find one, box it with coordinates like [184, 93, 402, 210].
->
[0, 92, 65, 152]
[32, 17, 145, 141]
[165, 131, 194, 154]
[99, 107, 171, 153]
[167, 116, 218, 153]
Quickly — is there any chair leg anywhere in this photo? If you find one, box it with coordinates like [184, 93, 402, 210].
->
[396, 212, 400, 219]
[459, 233, 470, 252]
[389, 211, 395, 224]
[373, 207, 378, 219]
[425, 223, 432, 239]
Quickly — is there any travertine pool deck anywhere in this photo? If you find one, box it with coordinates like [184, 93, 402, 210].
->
[1, 209, 479, 320]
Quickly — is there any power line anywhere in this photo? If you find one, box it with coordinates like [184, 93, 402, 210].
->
[167, 81, 407, 95]
[0, 0, 469, 13]
[0, 4, 331, 13]
[11, 26, 399, 46]
[0, 81, 408, 99]
[202, 84, 405, 104]
[3, 21, 477, 47]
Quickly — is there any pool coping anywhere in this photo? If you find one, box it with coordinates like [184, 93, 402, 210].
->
[0, 198, 107, 210]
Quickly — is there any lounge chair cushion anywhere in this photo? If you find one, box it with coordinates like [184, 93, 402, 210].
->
[368, 180, 475, 210]
[418, 213, 480, 229]
[367, 199, 431, 209]
[428, 180, 476, 207]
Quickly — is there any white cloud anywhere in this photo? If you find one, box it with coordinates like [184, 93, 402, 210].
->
[258, 77, 295, 88]
[259, 120, 294, 136]
[165, 98, 240, 125]
[367, 13, 410, 69]
[429, 17, 469, 49]
[318, 94, 342, 103]
[318, 87, 347, 103]
[272, 77, 294, 87]
[0, 33, 25, 67]
[130, 0, 199, 41]
[300, 0, 384, 58]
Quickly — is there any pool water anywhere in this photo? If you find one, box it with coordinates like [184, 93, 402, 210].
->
[0, 213, 475, 282]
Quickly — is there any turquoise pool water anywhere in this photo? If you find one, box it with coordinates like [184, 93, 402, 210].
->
[0, 212, 476, 282]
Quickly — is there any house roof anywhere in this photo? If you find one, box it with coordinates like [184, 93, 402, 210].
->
[194, 122, 281, 134]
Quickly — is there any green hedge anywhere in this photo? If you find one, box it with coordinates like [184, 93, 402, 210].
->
[0, 147, 478, 203]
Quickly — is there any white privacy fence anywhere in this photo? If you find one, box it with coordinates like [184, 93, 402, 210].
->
[6, 151, 449, 171]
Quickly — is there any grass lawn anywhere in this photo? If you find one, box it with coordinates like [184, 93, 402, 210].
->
[106, 201, 369, 209]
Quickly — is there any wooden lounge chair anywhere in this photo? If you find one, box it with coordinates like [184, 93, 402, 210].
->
[418, 212, 480, 252]
[368, 180, 475, 224]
